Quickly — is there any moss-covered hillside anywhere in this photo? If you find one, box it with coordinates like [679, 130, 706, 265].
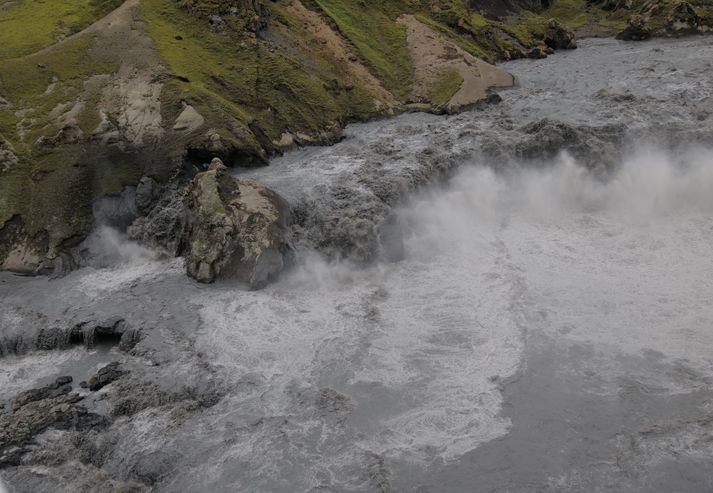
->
[0, 0, 711, 273]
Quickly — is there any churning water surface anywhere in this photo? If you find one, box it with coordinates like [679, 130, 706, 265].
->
[2, 37, 713, 492]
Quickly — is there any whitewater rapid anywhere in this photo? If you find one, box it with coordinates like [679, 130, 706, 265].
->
[2, 36, 713, 491]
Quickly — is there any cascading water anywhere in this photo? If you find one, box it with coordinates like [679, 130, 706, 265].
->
[1, 36, 713, 492]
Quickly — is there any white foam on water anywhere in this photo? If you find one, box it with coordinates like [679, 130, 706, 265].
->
[73, 226, 184, 298]
[192, 142, 713, 483]
[477, 148, 713, 368]
[0, 348, 89, 398]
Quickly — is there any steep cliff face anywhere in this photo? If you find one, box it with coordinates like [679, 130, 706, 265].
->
[0, 0, 711, 274]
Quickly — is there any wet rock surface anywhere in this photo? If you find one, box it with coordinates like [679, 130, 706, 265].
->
[181, 163, 293, 287]
[126, 160, 294, 287]
[128, 182, 187, 257]
[0, 377, 108, 466]
[544, 18, 578, 50]
[135, 176, 161, 212]
[88, 362, 125, 391]
[618, 13, 653, 40]
[0, 316, 141, 357]
[12, 376, 74, 411]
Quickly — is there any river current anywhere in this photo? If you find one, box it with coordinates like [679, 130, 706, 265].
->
[1, 37, 713, 492]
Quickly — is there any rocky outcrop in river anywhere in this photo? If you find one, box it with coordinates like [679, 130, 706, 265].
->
[182, 159, 293, 287]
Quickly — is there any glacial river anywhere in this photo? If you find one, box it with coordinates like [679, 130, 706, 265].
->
[2, 36, 713, 492]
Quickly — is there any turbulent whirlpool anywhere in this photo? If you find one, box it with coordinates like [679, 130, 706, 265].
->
[2, 37, 713, 492]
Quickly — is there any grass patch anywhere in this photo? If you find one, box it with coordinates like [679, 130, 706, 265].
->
[415, 13, 492, 59]
[0, 0, 123, 60]
[312, 0, 413, 100]
[430, 68, 463, 109]
[471, 12, 489, 28]
[0, 36, 115, 152]
[544, 0, 590, 28]
[142, 0, 386, 153]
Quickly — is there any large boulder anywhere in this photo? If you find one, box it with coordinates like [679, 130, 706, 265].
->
[666, 1, 700, 34]
[544, 19, 577, 50]
[617, 14, 652, 40]
[182, 159, 293, 287]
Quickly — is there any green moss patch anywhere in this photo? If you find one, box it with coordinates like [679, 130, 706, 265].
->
[0, 0, 123, 60]
[430, 68, 463, 109]
[545, 0, 591, 28]
[312, 0, 413, 100]
[0, 36, 116, 152]
[142, 0, 388, 158]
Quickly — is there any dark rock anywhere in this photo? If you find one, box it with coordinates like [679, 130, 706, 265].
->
[119, 327, 143, 352]
[515, 119, 624, 171]
[80, 317, 127, 349]
[0, 446, 24, 467]
[55, 376, 73, 386]
[527, 47, 547, 59]
[449, 93, 504, 115]
[544, 18, 577, 49]
[481, 93, 503, 106]
[34, 326, 71, 351]
[617, 14, 652, 40]
[208, 14, 228, 32]
[109, 378, 225, 418]
[0, 318, 140, 357]
[88, 362, 126, 391]
[13, 379, 74, 411]
[128, 182, 187, 256]
[1, 392, 105, 453]
[135, 176, 160, 211]
[110, 381, 175, 417]
[182, 165, 294, 287]
[79, 381, 89, 389]
[666, 1, 700, 34]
